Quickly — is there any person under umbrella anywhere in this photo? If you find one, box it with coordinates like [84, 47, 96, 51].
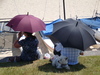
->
[8, 32, 39, 62]
[51, 18, 96, 51]
[50, 18, 96, 65]
[6, 14, 46, 62]
[53, 41, 84, 66]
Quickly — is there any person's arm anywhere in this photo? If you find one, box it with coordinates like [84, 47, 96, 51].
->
[14, 32, 23, 48]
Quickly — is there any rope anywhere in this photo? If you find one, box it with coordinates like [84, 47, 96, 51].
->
[3, 33, 5, 49]
[92, 0, 98, 17]
[0, 34, 12, 44]
[59, 0, 61, 19]
[0, 33, 5, 49]
[92, 0, 100, 17]
[42, 0, 47, 20]
[13, 0, 19, 14]
[0, 22, 12, 49]
[2, 22, 5, 49]
[42, 0, 62, 20]
[96, 0, 100, 12]
[0, 23, 5, 48]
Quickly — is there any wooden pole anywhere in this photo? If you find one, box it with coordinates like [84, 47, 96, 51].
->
[63, 0, 66, 20]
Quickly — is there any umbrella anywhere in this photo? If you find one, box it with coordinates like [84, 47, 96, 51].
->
[51, 18, 96, 51]
[6, 14, 46, 33]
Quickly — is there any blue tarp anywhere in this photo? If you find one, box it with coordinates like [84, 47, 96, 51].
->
[80, 17, 100, 29]
[42, 19, 63, 35]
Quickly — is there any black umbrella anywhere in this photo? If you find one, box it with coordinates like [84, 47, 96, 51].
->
[51, 18, 96, 51]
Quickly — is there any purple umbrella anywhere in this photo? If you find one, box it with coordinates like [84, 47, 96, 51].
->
[6, 14, 46, 33]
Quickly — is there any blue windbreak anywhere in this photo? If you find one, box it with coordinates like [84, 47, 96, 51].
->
[80, 17, 100, 29]
[42, 19, 63, 35]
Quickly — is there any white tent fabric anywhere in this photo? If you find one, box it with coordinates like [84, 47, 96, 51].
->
[0, 0, 99, 21]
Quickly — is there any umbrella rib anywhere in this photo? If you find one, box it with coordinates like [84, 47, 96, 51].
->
[15, 16, 27, 30]
[64, 25, 84, 50]
[78, 28, 84, 50]
[65, 26, 75, 45]
[79, 27, 96, 50]
[28, 16, 33, 32]
[82, 27, 95, 39]
[29, 16, 45, 32]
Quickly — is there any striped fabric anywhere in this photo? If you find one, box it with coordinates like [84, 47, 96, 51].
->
[61, 48, 82, 65]
[55, 43, 82, 65]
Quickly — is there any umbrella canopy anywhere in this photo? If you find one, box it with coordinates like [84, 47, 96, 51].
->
[51, 18, 96, 51]
[6, 14, 46, 33]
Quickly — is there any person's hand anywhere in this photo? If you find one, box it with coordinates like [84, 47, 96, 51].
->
[18, 32, 23, 38]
